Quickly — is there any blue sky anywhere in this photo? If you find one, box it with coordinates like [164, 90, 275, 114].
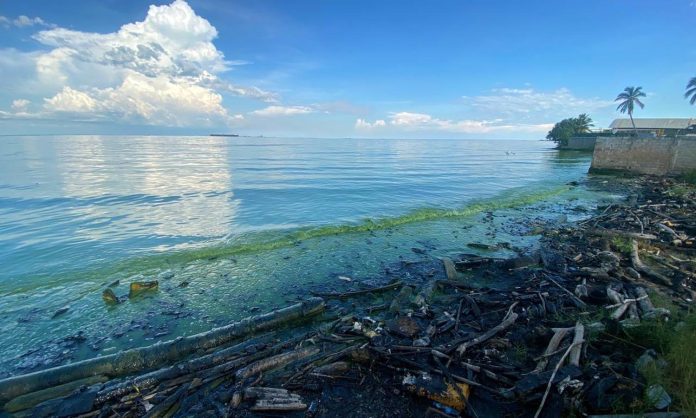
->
[0, 0, 694, 138]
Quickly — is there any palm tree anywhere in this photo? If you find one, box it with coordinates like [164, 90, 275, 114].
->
[685, 77, 696, 105]
[615, 86, 646, 135]
[573, 113, 594, 133]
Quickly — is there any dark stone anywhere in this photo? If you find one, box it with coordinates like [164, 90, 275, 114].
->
[386, 316, 421, 338]
[586, 376, 618, 412]
[540, 247, 567, 273]
[515, 365, 582, 396]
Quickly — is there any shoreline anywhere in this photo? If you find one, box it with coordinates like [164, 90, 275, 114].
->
[1, 175, 694, 416]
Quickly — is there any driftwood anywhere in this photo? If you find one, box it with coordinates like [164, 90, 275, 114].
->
[630, 240, 672, 286]
[94, 333, 274, 404]
[143, 382, 190, 418]
[310, 281, 402, 299]
[568, 322, 584, 367]
[3, 375, 107, 413]
[245, 387, 307, 412]
[534, 327, 572, 373]
[235, 347, 320, 380]
[586, 228, 657, 241]
[546, 276, 587, 308]
[534, 340, 582, 418]
[0, 298, 325, 405]
[456, 302, 518, 356]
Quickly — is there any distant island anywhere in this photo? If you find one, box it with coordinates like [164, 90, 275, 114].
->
[209, 133, 239, 137]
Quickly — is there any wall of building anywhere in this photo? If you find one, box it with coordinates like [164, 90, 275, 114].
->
[560, 137, 596, 150]
[590, 136, 696, 175]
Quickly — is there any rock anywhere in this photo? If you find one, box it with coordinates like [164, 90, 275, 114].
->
[413, 337, 431, 347]
[178, 281, 190, 288]
[158, 270, 175, 280]
[51, 306, 69, 319]
[646, 384, 671, 410]
[540, 247, 567, 273]
[129, 280, 159, 298]
[102, 289, 119, 305]
[597, 251, 621, 266]
[515, 365, 581, 396]
[386, 316, 421, 338]
[467, 242, 496, 250]
[107, 280, 119, 287]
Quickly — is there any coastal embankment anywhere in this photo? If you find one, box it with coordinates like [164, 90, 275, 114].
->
[591, 136, 696, 176]
[0, 175, 694, 417]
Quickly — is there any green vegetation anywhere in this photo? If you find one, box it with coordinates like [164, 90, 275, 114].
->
[686, 76, 696, 105]
[546, 113, 594, 146]
[618, 301, 696, 416]
[615, 86, 646, 135]
[678, 170, 696, 186]
[610, 236, 632, 254]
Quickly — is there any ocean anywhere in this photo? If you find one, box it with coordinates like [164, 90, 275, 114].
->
[0, 135, 597, 374]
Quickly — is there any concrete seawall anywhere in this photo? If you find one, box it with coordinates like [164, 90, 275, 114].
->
[560, 136, 596, 151]
[590, 136, 696, 175]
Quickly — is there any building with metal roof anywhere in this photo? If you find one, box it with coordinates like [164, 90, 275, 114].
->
[610, 118, 696, 136]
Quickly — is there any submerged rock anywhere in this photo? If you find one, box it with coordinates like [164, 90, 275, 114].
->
[51, 306, 69, 319]
[129, 280, 159, 298]
[102, 289, 119, 305]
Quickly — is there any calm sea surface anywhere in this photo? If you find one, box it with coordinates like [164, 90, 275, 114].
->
[0, 136, 596, 373]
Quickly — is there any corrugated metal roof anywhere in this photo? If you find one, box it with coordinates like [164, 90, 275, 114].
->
[610, 118, 696, 129]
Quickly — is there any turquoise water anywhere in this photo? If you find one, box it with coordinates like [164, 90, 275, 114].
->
[0, 136, 595, 374]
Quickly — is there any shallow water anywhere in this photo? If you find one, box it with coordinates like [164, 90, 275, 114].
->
[0, 136, 596, 374]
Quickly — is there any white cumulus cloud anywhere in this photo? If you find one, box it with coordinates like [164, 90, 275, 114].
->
[10, 99, 30, 112]
[1, 1, 275, 127]
[355, 118, 386, 129]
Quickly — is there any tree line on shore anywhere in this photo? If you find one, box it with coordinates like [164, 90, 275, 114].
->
[547, 76, 696, 146]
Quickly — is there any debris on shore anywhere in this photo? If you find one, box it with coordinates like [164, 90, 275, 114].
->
[0, 176, 694, 417]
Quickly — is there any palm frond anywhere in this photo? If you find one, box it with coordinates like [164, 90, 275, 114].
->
[687, 77, 696, 89]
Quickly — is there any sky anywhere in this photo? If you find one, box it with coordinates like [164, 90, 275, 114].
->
[0, 0, 695, 139]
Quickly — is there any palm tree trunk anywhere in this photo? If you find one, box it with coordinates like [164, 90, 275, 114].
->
[629, 112, 637, 136]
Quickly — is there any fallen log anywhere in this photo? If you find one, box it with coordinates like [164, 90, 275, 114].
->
[3, 375, 107, 413]
[310, 281, 402, 299]
[0, 298, 325, 405]
[143, 382, 189, 418]
[630, 240, 672, 286]
[250, 399, 307, 412]
[235, 346, 320, 380]
[94, 333, 274, 404]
